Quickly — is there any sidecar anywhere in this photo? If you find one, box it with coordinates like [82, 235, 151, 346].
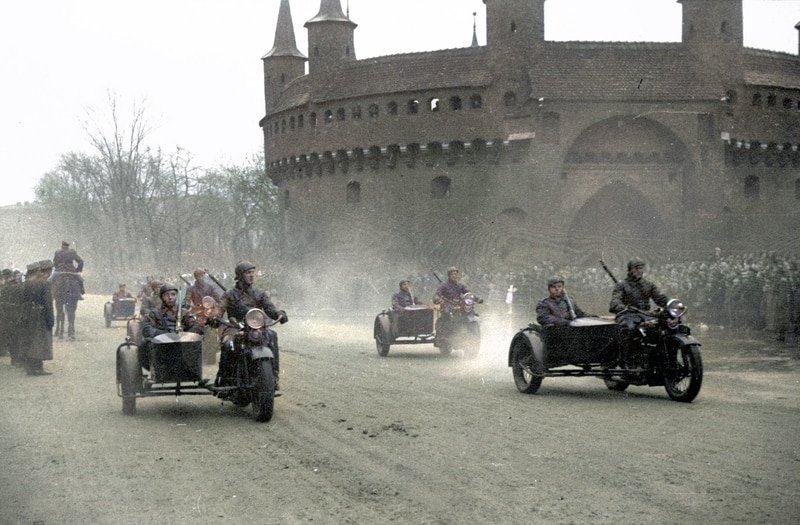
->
[373, 306, 436, 356]
[508, 317, 621, 394]
[104, 298, 137, 327]
[116, 332, 209, 415]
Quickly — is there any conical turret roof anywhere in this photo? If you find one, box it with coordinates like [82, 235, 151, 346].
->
[305, 0, 356, 27]
[263, 0, 306, 59]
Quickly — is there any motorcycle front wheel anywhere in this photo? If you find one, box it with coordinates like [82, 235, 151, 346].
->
[251, 360, 276, 422]
[663, 344, 703, 402]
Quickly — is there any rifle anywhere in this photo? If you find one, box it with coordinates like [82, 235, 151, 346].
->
[600, 260, 618, 284]
[178, 274, 192, 287]
[432, 271, 442, 283]
[204, 269, 227, 293]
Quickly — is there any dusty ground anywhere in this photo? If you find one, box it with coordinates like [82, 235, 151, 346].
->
[0, 295, 798, 524]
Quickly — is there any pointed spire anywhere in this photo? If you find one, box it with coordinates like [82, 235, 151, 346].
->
[471, 11, 479, 47]
[306, 0, 355, 26]
[263, 0, 306, 59]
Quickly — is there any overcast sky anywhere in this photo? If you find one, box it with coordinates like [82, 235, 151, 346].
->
[0, 0, 798, 206]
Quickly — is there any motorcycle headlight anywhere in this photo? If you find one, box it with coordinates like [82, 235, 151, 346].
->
[666, 299, 687, 319]
[462, 293, 475, 306]
[201, 296, 216, 309]
[245, 308, 267, 329]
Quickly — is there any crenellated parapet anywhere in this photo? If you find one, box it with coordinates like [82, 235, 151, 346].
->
[266, 136, 534, 184]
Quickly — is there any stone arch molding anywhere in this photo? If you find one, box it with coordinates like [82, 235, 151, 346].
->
[561, 115, 691, 265]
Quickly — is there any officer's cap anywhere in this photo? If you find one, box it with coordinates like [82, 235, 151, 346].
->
[61, 240, 70, 247]
[547, 276, 564, 288]
[447, 266, 459, 275]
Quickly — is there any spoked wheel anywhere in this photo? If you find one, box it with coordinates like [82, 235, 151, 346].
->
[663, 344, 703, 402]
[117, 344, 142, 415]
[510, 334, 543, 394]
[251, 360, 276, 422]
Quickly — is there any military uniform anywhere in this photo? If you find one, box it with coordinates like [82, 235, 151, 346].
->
[536, 295, 588, 327]
[217, 274, 287, 386]
[609, 277, 668, 314]
[0, 269, 17, 358]
[391, 290, 418, 310]
[609, 261, 668, 368]
[52, 242, 85, 295]
[139, 285, 201, 370]
[21, 261, 55, 375]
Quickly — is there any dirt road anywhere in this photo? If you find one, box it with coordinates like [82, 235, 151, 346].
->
[1, 295, 798, 524]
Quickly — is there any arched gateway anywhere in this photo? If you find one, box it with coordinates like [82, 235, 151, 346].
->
[562, 116, 691, 264]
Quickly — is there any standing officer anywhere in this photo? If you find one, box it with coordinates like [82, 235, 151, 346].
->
[0, 269, 14, 358]
[1, 268, 24, 366]
[21, 260, 55, 375]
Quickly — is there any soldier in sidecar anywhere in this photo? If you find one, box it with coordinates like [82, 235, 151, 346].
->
[104, 283, 137, 327]
[374, 280, 435, 356]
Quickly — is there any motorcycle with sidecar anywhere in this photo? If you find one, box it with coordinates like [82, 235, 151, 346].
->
[373, 292, 480, 358]
[116, 296, 279, 422]
[104, 298, 137, 327]
[508, 299, 703, 402]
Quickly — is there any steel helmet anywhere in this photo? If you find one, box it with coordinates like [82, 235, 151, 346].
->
[627, 259, 646, 271]
[159, 283, 178, 297]
[235, 261, 256, 280]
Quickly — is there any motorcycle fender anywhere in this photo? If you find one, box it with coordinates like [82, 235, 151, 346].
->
[665, 333, 700, 348]
[508, 330, 545, 368]
[249, 346, 274, 360]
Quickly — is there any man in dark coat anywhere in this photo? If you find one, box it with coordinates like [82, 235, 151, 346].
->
[139, 283, 202, 374]
[609, 259, 668, 316]
[390, 280, 422, 338]
[1, 269, 24, 366]
[392, 280, 419, 311]
[0, 269, 16, 358]
[433, 267, 483, 313]
[21, 261, 55, 375]
[216, 261, 287, 390]
[609, 259, 668, 368]
[52, 240, 85, 296]
[432, 267, 483, 345]
[536, 276, 590, 327]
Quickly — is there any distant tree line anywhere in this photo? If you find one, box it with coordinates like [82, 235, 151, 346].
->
[34, 95, 280, 284]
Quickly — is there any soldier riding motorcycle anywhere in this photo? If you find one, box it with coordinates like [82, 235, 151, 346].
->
[213, 261, 287, 394]
[432, 267, 483, 357]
